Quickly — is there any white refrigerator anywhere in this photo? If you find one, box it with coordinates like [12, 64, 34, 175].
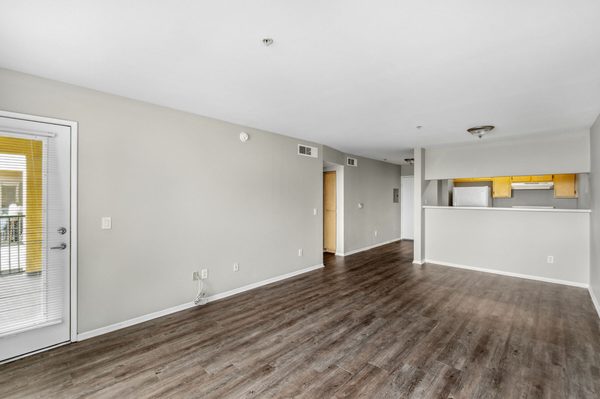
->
[452, 186, 492, 207]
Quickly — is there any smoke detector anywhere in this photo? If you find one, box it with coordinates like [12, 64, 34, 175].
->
[467, 125, 495, 139]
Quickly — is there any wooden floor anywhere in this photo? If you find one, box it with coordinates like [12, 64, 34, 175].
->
[2, 241, 600, 398]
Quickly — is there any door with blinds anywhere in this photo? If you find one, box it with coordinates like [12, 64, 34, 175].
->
[0, 115, 72, 362]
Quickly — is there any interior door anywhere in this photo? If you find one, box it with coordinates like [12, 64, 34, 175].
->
[323, 171, 336, 253]
[0, 116, 71, 362]
[401, 176, 414, 240]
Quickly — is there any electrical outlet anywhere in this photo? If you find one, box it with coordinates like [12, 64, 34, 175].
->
[374, 230, 378, 237]
[547, 256, 554, 264]
[313, 208, 317, 215]
[233, 263, 239, 272]
[298, 249, 303, 257]
[201, 269, 208, 279]
[192, 271, 201, 281]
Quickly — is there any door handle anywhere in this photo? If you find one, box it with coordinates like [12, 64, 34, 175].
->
[51, 243, 67, 250]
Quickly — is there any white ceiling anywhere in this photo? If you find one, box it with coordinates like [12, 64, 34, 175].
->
[1, 0, 600, 164]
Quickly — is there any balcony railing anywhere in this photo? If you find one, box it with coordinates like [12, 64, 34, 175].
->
[0, 214, 26, 275]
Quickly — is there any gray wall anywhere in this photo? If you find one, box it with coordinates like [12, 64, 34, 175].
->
[343, 156, 402, 252]
[323, 147, 403, 253]
[322, 146, 346, 166]
[401, 164, 414, 176]
[425, 130, 591, 180]
[591, 114, 600, 311]
[0, 68, 324, 333]
[425, 207, 590, 285]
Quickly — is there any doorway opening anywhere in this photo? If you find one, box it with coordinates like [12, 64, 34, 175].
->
[323, 162, 344, 255]
[323, 170, 336, 253]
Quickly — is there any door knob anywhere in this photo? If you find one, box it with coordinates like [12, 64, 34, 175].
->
[51, 243, 67, 250]
[57, 227, 67, 235]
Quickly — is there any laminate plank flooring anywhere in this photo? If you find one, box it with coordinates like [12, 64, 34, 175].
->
[1, 241, 599, 398]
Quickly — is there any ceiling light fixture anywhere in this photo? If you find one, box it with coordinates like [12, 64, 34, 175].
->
[467, 125, 495, 139]
[262, 38, 274, 46]
[404, 158, 414, 165]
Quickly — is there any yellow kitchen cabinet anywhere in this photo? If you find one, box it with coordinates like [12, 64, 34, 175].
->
[531, 175, 553, 182]
[511, 176, 531, 182]
[492, 177, 512, 198]
[453, 177, 492, 183]
[553, 174, 577, 198]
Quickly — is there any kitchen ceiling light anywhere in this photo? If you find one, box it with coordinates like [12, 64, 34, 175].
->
[467, 125, 495, 139]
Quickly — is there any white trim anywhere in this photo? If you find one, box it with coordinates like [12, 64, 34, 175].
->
[339, 238, 402, 257]
[423, 205, 591, 214]
[77, 263, 325, 341]
[0, 110, 79, 344]
[589, 288, 600, 320]
[77, 301, 197, 341]
[336, 165, 344, 254]
[207, 263, 324, 302]
[69, 122, 78, 342]
[424, 259, 588, 288]
[412, 260, 424, 265]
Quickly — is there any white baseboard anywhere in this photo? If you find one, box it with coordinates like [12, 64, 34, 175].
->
[412, 260, 424, 265]
[424, 259, 588, 288]
[340, 238, 402, 257]
[77, 301, 197, 341]
[77, 263, 324, 341]
[207, 263, 324, 302]
[590, 287, 600, 320]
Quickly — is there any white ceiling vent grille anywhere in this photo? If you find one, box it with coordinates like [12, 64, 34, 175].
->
[347, 157, 358, 167]
[297, 144, 318, 158]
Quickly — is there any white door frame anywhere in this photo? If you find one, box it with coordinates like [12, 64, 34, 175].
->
[323, 162, 344, 255]
[0, 110, 78, 345]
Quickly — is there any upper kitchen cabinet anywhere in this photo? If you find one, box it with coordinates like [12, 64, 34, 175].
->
[453, 177, 492, 183]
[531, 175, 553, 182]
[553, 174, 577, 198]
[492, 177, 512, 198]
[510, 175, 553, 182]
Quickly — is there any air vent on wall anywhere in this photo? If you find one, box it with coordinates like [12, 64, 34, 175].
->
[297, 144, 318, 158]
[346, 157, 358, 167]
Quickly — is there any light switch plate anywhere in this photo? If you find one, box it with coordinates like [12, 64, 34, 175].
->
[101, 217, 112, 230]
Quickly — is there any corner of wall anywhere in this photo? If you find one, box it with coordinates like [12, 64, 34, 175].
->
[589, 112, 600, 319]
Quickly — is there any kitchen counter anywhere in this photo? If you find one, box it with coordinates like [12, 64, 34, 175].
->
[423, 205, 591, 213]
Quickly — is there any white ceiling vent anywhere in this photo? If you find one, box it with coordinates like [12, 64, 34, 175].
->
[346, 157, 358, 167]
[297, 144, 318, 158]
